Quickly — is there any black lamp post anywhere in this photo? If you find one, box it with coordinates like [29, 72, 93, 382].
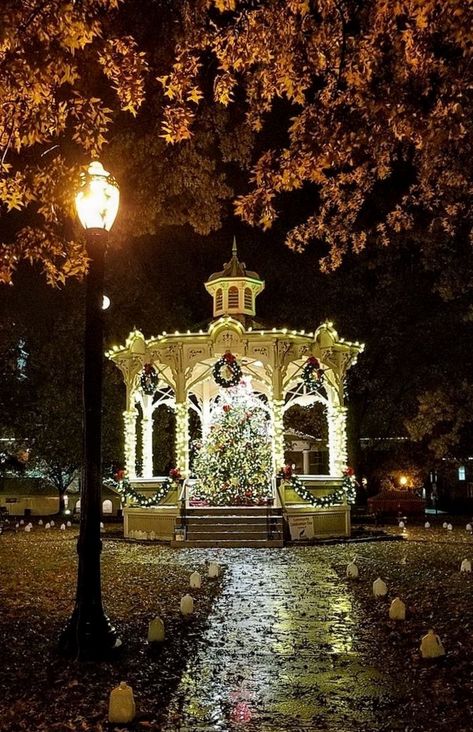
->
[59, 162, 121, 660]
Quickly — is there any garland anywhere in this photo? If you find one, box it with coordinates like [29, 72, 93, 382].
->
[104, 468, 182, 507]
[302, 356, 324, 393]
[278, 465, 356, 507]
[213, 351, 242, 388]
[140, 363, 159, 395]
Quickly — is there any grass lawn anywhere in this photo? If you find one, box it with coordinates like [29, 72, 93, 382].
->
[2, 523, 473, 731]
[0, 526, 222, 731]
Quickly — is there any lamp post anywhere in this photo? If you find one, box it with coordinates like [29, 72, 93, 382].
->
[59, 162, 120, 660]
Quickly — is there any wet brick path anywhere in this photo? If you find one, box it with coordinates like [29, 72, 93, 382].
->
[164, 547, 393, 731]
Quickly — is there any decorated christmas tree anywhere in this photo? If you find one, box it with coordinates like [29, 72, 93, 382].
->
[192, 380, 273, 506]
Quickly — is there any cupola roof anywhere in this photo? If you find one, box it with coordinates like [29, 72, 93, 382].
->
[207, 237, 261, 282]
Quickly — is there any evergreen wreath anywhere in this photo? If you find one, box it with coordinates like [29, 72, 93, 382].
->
[278, 465, 356, 507]
[213, 351, 242, 388]
[302, 356, 325, 392]
[140, 363, 159, 395]
[105, 468, 182, 507]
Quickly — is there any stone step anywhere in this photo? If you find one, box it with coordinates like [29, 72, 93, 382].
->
[186, 506, 282, 516]
[170, 538, 284, 548]
[186, 529, 283, 541]
[185, 516, 283, 527]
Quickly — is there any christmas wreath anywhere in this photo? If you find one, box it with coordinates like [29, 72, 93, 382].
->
[140, 363, 159, 395]
[213, 352, 242, 388]
[302, 356, 325, 393]
[278, 465, 356, 507]
[105, 468, 182, 507]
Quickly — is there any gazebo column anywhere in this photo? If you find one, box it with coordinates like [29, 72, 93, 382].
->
[174, 374, 189, 475]
[271, 365, 285, 473]
[303, 449, 311, 475]
[271, 398, 285, 471]
[141, 397, 154, 478]
[175, 401, 189, 474]
[327, 404, 348, 476]
[123, 407, 138, 479]
[200, 380, 212, 440]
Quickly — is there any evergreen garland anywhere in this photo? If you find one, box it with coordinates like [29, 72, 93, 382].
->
[104, 471, 181, 507]
[278, 467, 356, 507]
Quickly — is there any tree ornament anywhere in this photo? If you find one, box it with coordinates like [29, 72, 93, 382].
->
[213, 352, 242, 388]
[140, 363, 159, 395]
[301, 356, 325, 393]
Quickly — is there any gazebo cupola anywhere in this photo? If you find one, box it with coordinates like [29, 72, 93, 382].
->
[205, 237, 265, 323]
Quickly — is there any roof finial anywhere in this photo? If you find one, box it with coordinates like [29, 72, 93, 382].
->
[232, 235, 238, 258]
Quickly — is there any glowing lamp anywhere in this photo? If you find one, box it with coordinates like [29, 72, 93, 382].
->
[389, 597, 406, 620]
[75, 161, 119, 231]
[373, 577, 388, 597]
[147, 616, 165, 643]
[399, 475, 408, 487]
[180, 594, 194, 615]
[208, 562, 220, 578]
[346, 561, 359, 579]
[190, 571, 202, 589]
[420, 629, 445, 659]
[108, 682, 135, 724]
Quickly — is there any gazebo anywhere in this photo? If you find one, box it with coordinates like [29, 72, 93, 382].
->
[107, 241, 363, 545]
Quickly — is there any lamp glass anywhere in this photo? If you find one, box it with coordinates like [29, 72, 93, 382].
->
[75, 161, 119, 231]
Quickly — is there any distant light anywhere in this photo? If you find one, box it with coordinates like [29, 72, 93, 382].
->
[102, 295, 111, 310]
[64, 509, 71, 515]
[399, 475, 408, 486]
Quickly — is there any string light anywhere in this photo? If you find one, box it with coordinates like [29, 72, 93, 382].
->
[278, 468, 356, 507]
[105, 472, 182, 507]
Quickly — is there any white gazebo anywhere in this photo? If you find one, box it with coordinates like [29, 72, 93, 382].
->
[107, 240, 363, 544]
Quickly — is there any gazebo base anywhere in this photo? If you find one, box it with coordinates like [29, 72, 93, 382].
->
[123, 501, 351, 545]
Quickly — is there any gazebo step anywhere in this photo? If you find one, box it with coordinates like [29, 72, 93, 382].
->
[186, 529, 283, 541]
[187, 506, 282, 516]
[186, 517, 283, 528]
[170, 538, 284, 548]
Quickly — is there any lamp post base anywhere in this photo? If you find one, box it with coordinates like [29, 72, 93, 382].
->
[58, 605, 122, 661]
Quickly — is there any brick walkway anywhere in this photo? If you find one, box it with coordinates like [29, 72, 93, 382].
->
[164, 547, 392, 731]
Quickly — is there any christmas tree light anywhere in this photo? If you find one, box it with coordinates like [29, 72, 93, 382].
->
[192, 380, 272, 506]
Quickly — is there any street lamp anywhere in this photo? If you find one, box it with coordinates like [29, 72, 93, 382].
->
[59, 162, 120, 660]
